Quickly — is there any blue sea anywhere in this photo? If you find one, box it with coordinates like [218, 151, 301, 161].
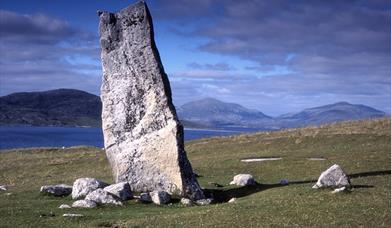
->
[0, 126, 262, 150]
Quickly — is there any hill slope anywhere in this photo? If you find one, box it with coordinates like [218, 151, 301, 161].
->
[0, 89, 102, 127]
[0, 118, 390, 227]
[277, 101, 387, 128]
[177, 98, 272, 127]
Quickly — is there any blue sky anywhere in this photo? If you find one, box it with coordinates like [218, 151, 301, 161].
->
[0, 0, 390, 115]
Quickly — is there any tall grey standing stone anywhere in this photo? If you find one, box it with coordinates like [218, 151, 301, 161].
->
[98, 1, 204, 200]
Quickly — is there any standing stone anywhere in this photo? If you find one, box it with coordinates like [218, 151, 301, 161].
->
[98, 1, 204, 200]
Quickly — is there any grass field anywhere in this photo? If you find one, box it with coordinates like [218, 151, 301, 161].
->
[1, 118, 390, 227]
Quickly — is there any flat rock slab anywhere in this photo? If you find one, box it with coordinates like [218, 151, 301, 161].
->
[241, 157, 282, 162]
[98, 1, 204, 200]
[72, 199, 98, 208]
[40, 184, 72, 197]
[63, 214, 84, 218]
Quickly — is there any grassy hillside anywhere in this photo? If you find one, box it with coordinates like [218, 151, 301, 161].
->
[0, 118, 390, 227]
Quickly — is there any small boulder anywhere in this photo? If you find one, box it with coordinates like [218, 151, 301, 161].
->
[180, 198, 193, 206]
[280, 179, 289, 185]
[72, 199, 97, 208]
[0, 185, 7, 191]
[312, 164, 350, 189]
[230, 174, 256, 186]
[103, 182, 133, 201]
[72, 178, 108, 199]
[195, 198, 213, 206]
[332, 186, 348, 194]
[40, 184, 72, 197]
[138, 193, 152, 203]
[228, 198, 236, 203]
[85, 189, 122, 206]
[59, 204, 71, 209]
[150, 191, 171, 205]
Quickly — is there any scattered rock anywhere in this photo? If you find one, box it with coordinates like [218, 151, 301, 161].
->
[138, 193, 152, 203]
[58, 204, 71, 209]
[312, 164, 350, 189]
[150, 191, 171, 205]
[40, 212, 55, 217]
[72, 200, 97, 208]
[228, 198, 236, 203]
[5, 193, 12, 196]
[0, 185, 7, 191]
[40, 184, 72, 197]
[230, 174, 256, 186]
[98, 1, 204, 200]
[103, 182, 133, 201]
[332, 186, 348, 194]
[72, 178, 108, 199]
[180, 198, 193, 206]
[63, 213, 84, 218]
[195, 198, 213, 206]
[280, 179, 289, 185]
[85, 189, 122, 206]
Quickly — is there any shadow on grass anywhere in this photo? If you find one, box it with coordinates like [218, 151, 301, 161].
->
[204, 169, 391, 203]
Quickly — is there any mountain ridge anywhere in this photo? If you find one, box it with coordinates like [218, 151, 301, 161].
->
[0, 89, 387, 129]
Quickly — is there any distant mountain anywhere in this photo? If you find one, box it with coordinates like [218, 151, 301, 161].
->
[0, 89, 204, 128]
[276, 101, 387, 128]
[0, 89, 102, 127]
[0, 89, 387, 129]
[177, 98, 272, 127]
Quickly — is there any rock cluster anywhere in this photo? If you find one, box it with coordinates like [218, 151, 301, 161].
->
[98, 1, 204, 200]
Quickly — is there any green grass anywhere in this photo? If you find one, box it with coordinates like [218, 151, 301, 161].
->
[1, 118, 390, 227]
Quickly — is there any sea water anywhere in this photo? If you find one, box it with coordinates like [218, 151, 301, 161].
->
[0, 126, 260, 150]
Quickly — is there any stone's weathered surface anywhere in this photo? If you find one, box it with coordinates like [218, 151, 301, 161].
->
[0, 185, 7, 191]
[72, 178, 108, 199]
[85, 189, 122, 206]
[138, 193, 152, 203]
[230, 174, 256, 186]
[59, 204, 71, 209]
[40, 184, 72, 197]
[98, 1, 204, 200]
[150, 191, 171, 205]
[104, 182, 133, 201]
[72, 199, 98, 208]
[312, 164, 350, 189]
[63, 214, 84, 217]
[195, 198, 213, 206]
[180, 198, 193, 206]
